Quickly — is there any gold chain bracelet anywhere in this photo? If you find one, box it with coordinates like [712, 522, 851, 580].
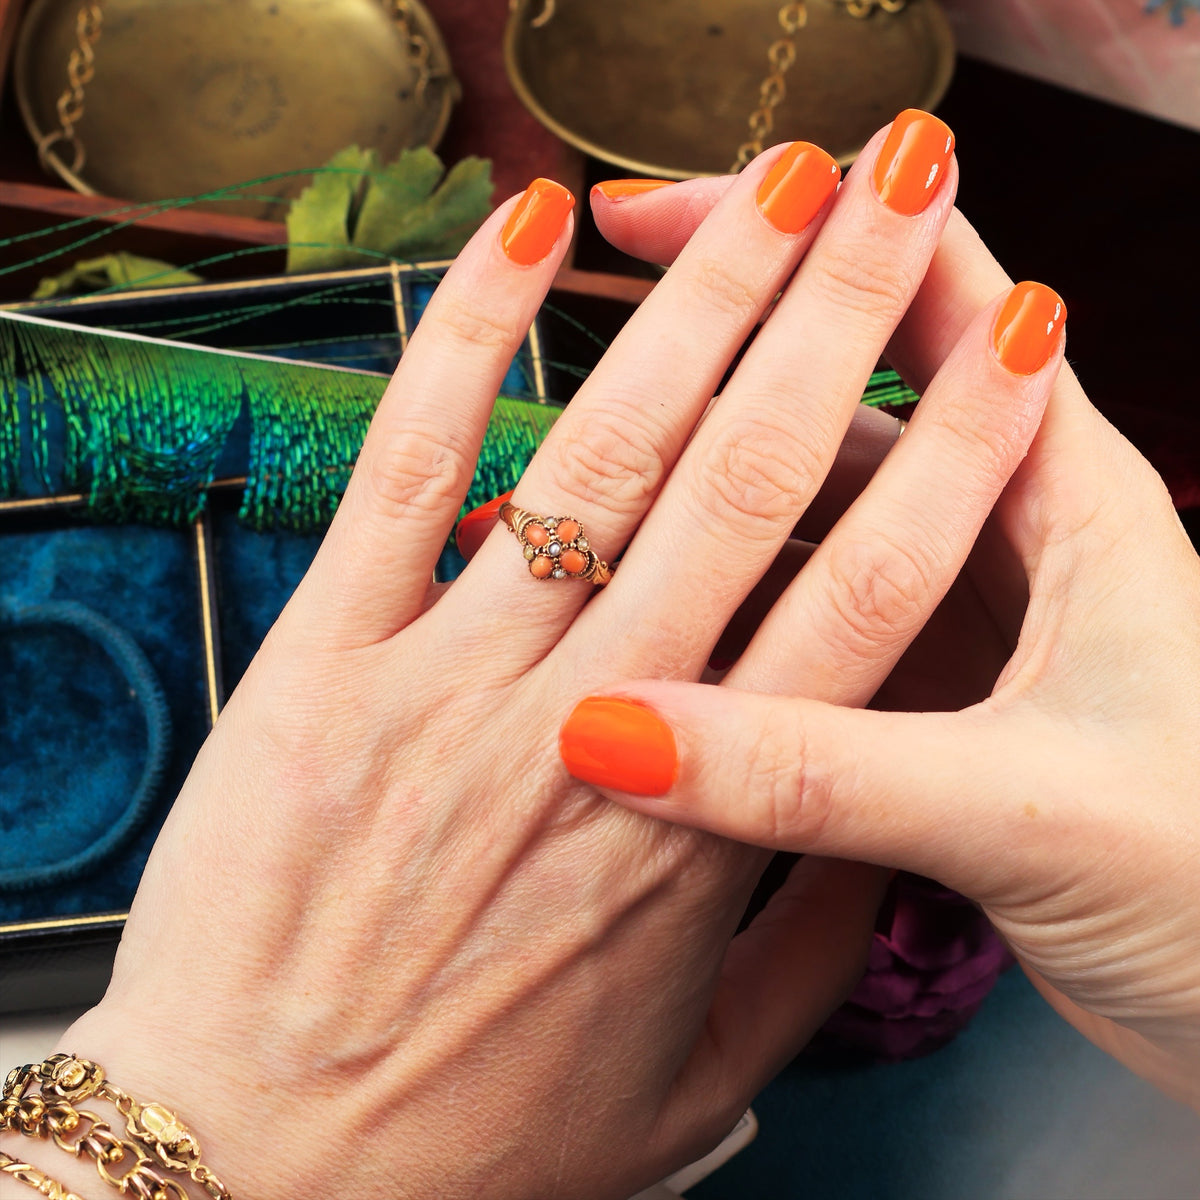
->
[2, 1056, 230, 1200]
[0, 1150, 85, 1200]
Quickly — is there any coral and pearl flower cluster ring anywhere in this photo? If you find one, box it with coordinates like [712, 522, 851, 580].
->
[499, 501, 614, 586]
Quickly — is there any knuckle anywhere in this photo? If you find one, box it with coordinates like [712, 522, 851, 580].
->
[359, 423, 468, 524]
[430, 294, 523, 353]
[688, 255, 762, 321]
[820, 532, 935, 650]
[812, 236, 916, 319]
[746, 710, 836, 849]
[921, 402, 1023, 487]
[695, 417, 825, 537]
[544, 407, 667, 516]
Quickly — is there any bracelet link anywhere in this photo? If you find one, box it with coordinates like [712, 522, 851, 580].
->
[1, 1056, 231, 1200]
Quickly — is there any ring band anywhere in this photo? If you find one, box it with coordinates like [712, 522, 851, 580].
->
[498, 502, 614, 586]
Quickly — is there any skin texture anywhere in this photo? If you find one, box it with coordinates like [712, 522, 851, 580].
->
[1, 118, 1065, 1200]
[575, 183, 1200, 1113]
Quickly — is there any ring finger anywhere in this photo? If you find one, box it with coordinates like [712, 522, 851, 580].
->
[436, 138, 845, 658]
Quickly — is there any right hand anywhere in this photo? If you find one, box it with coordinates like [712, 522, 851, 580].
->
[568, 188, 1200, 1109]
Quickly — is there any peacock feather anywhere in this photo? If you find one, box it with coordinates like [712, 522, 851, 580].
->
[0, 311, 561, 533]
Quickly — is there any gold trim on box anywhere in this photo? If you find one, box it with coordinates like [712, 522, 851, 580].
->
[3, 911, 128, 936]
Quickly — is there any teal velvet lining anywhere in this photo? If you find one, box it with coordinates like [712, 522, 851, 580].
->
[0, 516, 326, 924]
[212, 507, 324, 687]
[0, 524, 207, 923]
[0, 598, 170, 891]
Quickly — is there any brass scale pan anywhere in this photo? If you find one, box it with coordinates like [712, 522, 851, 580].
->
[505, 0, 955, 176]
[14, 0, 458, 216]
[15, 0, 953, 209]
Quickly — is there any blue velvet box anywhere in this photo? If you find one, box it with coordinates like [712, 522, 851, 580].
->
[0, 263, 640, 1010]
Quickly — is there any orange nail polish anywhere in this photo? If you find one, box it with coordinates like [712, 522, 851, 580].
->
[455, 490, 514, 556]
[991, 282, 1066, 375]
[560, 696, 679, 796]
[501, 178, 575, 265]
[756, 142, 841, 234]
[591, 179, 674, 201]
[872, 109, 955, 216]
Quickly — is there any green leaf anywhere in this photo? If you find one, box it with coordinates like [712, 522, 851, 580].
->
[284, 144, 494, 273]
[351, 146, 446, 253]
[355, 153, 494, 261]
[33, 253, 203, 299]
[285, 145, 379, 274]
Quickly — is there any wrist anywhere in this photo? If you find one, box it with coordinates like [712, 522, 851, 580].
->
[42, 1004, 434, 1200]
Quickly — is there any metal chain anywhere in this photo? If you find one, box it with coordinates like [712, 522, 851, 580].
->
[36, 1, 102, 176]
[731, 2, 806, 172]
[3, 1057, 229, 1200]
[510, 0, 557, 27]
[1, 1093, 190, 1200]
[385, 0, 435, 102]
[732, 0, 907, 172]
[840, 0, 907, 15]
[0, 1149, 86, 1200]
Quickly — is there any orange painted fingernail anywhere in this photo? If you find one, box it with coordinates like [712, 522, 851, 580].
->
[501, 178, 575, 265]
[455, 490, 514, 556]
[756, 142, 841, 234]
[872, 109, 955, 216]
[991, 282, 1067, 375]
[560, 696, 679, 796]
[591, 179, 674, 201]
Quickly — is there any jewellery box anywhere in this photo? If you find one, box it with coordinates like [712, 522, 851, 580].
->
[0, 263, 641, 1013]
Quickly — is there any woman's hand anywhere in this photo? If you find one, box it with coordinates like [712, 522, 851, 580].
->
[3, 113, 1060, 1200]
[567, 190, 1200, 1110]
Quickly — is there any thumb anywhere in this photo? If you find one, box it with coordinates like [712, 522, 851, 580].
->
[558, 685, 1046, 899]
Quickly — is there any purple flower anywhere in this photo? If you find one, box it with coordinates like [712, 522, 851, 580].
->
[809, 874, 1014, 1062]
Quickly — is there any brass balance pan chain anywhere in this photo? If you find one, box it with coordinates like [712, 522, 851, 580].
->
[37, 1, 102, 177]
[385, 0, 435, 102]
[733, 0, 907, 173]
[732, 2, 807, 172]
[510, 0, 557, 30]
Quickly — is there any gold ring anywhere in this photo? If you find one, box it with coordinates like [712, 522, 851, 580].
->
[498, 502, 614, 585]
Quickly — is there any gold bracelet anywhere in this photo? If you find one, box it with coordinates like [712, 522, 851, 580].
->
[2, 1055, 231, 1200]
[0, 1149, 85, 1200]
